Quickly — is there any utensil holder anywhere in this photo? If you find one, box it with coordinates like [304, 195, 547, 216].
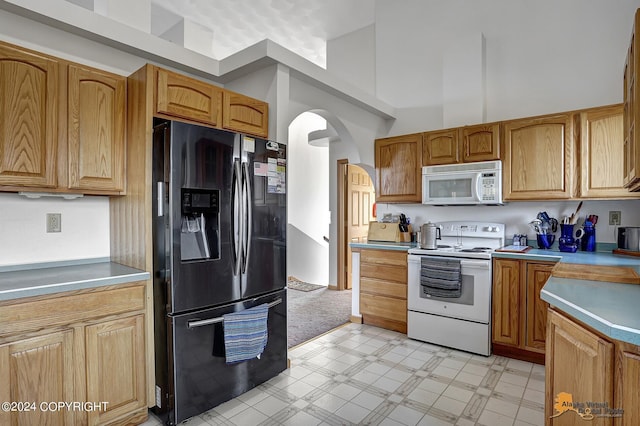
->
[559, 224, 578, 253]
[537, 234, 555, 249]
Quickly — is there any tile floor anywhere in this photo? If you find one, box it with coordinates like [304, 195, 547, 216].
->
[141, 323, 545, 425]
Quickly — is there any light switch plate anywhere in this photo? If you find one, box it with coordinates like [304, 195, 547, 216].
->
[46, 213, 61, 232]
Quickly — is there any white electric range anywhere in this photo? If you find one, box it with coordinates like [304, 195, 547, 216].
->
[407, 221, 505, 356]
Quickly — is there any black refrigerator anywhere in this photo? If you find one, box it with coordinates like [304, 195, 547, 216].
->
[152, 120, 287, 425]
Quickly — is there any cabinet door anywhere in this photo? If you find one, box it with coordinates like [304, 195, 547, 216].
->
[0, 331, 75, 426]
[375, 133, 422, 203]
[155, 67, 222, 127]
[624, 10, 640, 190]
[492, 258, 521, 346]
[503, 114, 574, 200]
[580, 105, 638, 199]
[0, 42, 58, 188]
[222, 90, 269, 138]
[615, 342, 640, 426]
[422, 128, 459, 165]
[546, 310, 614, 425]
[461, 123, 501, 162]
[525, 262, 553, 352]
[67, 64, 125, 193]
[85, 315, 146, 425]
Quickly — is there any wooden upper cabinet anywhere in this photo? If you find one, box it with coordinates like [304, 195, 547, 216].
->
[155, 67, 222, 127]
[624, 9, 640, 191]
[503, 113, 575, 200]
[422, 128, 459, 165]
[223, 90, 269, 138]
[67, 64, 126, 193]
[375, 133, 422, 203]
[0, 43, 59, 189]
[578, 104, 638, 199]
[461, 123, 501, 162]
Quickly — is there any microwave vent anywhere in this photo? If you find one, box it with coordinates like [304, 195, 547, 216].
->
[422, 160, 501, 174]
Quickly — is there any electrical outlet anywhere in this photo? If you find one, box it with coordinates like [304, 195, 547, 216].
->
[46, 213, 61, 233]
[609, 211, 621, 226]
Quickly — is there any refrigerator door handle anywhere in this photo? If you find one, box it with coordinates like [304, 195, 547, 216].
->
[242, 161, 253, 274]
[187, 298, 282, 329]
[157, 182, 165, 217]
[232, 160, 242, 276]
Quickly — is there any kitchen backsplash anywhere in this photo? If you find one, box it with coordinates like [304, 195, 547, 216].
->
[377, 199, 640, 244]
[0, 193, 110, 266]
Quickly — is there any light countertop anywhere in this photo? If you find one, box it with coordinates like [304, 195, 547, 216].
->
[541, 276, 640, 345]
[0, 258, 150, 301]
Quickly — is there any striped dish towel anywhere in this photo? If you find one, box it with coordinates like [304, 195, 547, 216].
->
[223, 303, 269, 364]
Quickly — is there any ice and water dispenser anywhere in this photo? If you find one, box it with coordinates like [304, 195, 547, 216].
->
[180, 188, 220, 261]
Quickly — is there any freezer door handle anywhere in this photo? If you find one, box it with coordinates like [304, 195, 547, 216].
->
[241, 161, 253, 274]
[186, 298, 282, 329]
[156, 182, 167, 217]
[232, 160, 242, 276]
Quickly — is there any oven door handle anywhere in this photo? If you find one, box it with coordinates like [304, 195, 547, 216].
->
[460, 259, 491, 269]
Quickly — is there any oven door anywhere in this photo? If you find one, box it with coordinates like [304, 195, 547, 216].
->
[407, 254, 491, 323]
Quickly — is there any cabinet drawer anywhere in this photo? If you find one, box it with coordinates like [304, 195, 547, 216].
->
[360, 293, 407, 321]
[360, 249, 407, 267]
[360, 277, 407, 299]
[0, 283, 145, 336]
[360, 263, 407, 283]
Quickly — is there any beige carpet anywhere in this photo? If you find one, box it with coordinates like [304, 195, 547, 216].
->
[287, 281, 352, 348]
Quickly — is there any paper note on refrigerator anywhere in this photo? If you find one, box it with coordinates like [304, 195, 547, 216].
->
[267, 158, 286, 194]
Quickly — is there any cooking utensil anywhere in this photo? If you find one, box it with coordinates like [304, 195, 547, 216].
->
[569, 201, 583, 224]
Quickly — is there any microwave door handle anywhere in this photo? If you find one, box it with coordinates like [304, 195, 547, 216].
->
[473, 172, 482, 202]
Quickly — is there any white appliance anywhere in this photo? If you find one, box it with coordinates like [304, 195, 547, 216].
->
[422, 160, 503, 205]
[407, 221, 505, 356]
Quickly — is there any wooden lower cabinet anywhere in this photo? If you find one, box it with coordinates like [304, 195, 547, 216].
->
[85, 315, 146, 425]
[0, 331, 76, 425]
[615, 341, 640, 426]
[546, 309, 617, 426]
[358, 249, 407, 333]
[492, 258, 555, 363]
[0, 283, 147, 426]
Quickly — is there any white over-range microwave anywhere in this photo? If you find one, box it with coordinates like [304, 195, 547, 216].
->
[422, 160, 503, 205]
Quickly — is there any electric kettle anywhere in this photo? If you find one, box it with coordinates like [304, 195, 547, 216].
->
[420, 222, 441, 249]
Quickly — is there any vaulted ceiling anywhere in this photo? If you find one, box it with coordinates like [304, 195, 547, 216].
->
[150, 0, 375, 67]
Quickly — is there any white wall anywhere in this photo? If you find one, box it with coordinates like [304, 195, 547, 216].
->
[372, 0, 640, 135]
[286, 113, 330, 284]
[327, 24, 376, 95]
[0, 193, 110, 266]
[376, 199, 640, 245]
